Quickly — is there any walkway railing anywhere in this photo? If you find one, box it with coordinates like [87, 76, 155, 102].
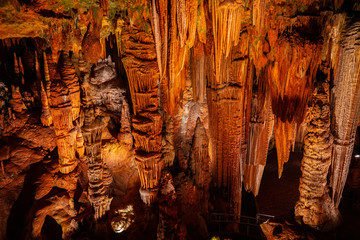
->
[209, 212, 275, 239]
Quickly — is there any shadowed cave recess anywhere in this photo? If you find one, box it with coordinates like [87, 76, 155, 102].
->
[0, 0, 360, 239]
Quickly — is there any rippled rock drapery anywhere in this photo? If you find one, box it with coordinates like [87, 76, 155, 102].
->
[244, 75, 274, 196]
[330, 18, 360, 208]
[207, 30, 251, 216]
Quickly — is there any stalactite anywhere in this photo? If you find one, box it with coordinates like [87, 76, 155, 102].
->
[244, 75, 274, 196]
[43, 52, 51, 98]
[267, 24, 322, 178]
[330, 19, 360, 207]
[191, 37, 206, 103]
[210, 0, 244, 83]
[58, 51, 81, 121]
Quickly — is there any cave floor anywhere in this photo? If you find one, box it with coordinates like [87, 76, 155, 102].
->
[256, 150, 360, 240]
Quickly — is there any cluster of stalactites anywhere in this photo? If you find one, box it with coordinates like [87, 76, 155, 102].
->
[151, 0, 207, 115]
[210, 0, 244, 84]
[267, 27, 322, 178]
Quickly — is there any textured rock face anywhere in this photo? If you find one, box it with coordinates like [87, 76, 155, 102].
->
[120, 1, 163, 204]
[81, 56, 128, 219]
[190, 118, 211, 189]
[48, 51, 84, 175]
[207, 34, 250, 216]
[244, 75, 274, 196]
[82, 106, 112, 220]
[330, 18, 360, 208]
[295, 81, 340, 229]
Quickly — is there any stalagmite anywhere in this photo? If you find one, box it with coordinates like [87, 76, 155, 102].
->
[9, 85, 26, 113]
[267, 23, 322, 177]
[82, 106, 112, 220]
[331, 19, 360, 207]
[190, 118, 211, 188]
[49, 78, 78, 174]
[40, 81, 52, 126]
[295, 79, 340, 229]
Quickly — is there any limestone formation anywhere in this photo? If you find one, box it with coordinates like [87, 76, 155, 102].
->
[267, 20, 322, 177]
[82, 106, 112, 220]
[207, 34, 250, 216]
[244, 76, 274, 196]
[189, 118, 211, 189]
[121, 1, 163, 204]
[330, 18, 360, 208]
[49, 51, 83, 174]
[49, 78, 79, 174]
[0, 0, 359, 238]
[295, 80, 340, 229]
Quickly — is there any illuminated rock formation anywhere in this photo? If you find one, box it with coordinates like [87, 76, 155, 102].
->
[244, 76, 274, 196]
[330, 19, 360, 207]
[207, 33, 250, 216]
[49, 78, 78, 174]
[40, 81, 52, 126]
[82, 106, 112, 220]
[58, 51, 81, 121]
[9, 85, 26, 114]
[295, 80, 340, 229]
[81, 56, 127, 219]
[267, 20, 322, 177]
[121, 2, 163, 204]
[49, 51, 83, 174]
[190, 118, 211, 189]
